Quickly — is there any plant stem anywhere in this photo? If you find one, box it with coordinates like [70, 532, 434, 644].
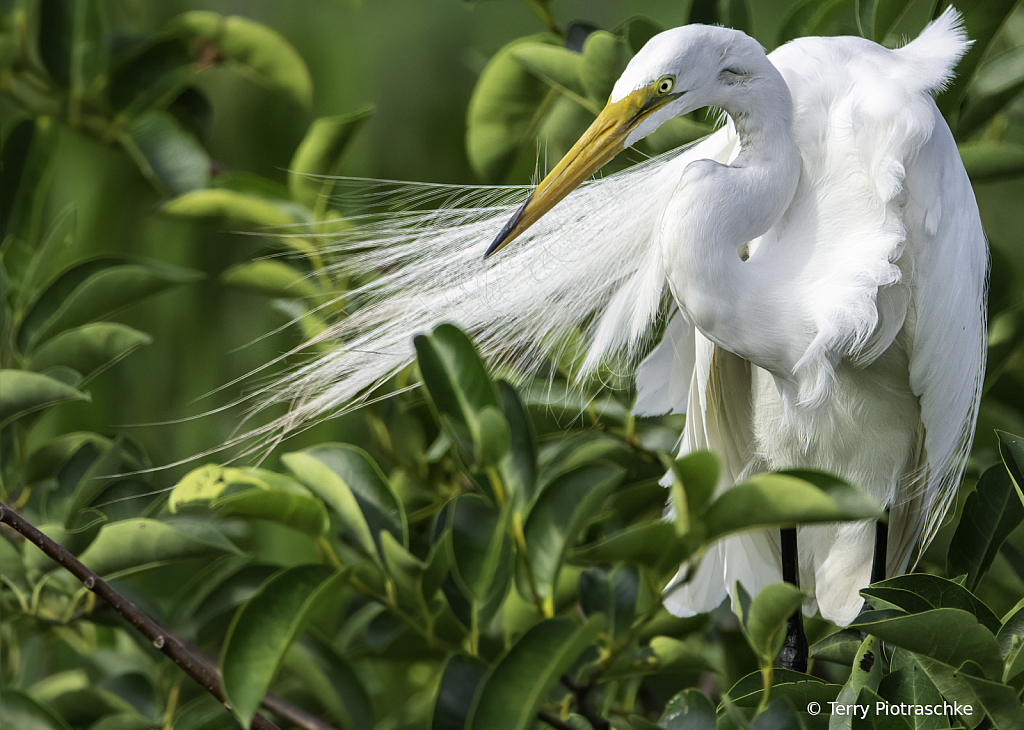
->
[0, 502, 283, 730]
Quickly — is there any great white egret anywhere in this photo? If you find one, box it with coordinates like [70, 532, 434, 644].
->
[258, 8, 987, 667]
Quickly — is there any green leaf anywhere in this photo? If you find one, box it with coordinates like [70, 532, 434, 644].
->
[727, 670, 840, 712]
[998, 431, 1024, 499]
[778, 0, 851, 44]
[956, 45, 1024, 138]
[851, 608, 1003, 680]
[172, 11, 313, 105]
[37, 0, 74, 88]
[468, 616, 603, 730]
[0, 688, 73, 730]
[221, 260, 320, 300]
[431, 654, 489, 730]
[913, 654, 1024, 729]
[283, 445, 406, 559]
[122, 111, 210, 195]
[573, 520, 681, 570]
[415, 324, 510, 477]
[162, 188, 297, 228]
[751, 699, 806, 730]
[856, 0, 914, 42]
[28, 323, 152, 383]
[861, 574, 1002, 633]
[519, 463, 623, 604]
[288, 636, 375, 730]
[16, 204, 77, 308]
[289, 108, 373, 209]
[658, 688, 716, 730]
[447, 494, 511, 606]
[78, 518, 239, 577]
[108, 37, 193, 113]
[221, 565, 346, 728]
[810, 628, 863, 666]
[0, 370, 89, 428]
[703, 471, 882, 543]
[668, 451, 719, 535]
[733, 582, 806, 666]
[497, 380, 537, 507]
[0, 120, 38, 240]
[466, 33, 561, 182]
[959, 141, 1024, 182]
[168, 464, 330, 536]
[876, 648, 949, 730]
[17, 256, 202, 353]
[997, 598, 1024, 682]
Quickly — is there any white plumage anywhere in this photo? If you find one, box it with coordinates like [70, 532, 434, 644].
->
[258, 9, 986, 626]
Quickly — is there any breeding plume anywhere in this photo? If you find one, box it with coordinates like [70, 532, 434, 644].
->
[262, 8, 986, 645]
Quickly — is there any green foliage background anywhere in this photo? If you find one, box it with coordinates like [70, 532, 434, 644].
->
[2, 1, 1024, 729]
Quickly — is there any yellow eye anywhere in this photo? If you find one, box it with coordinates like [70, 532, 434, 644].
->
[656, 75, 676, 95]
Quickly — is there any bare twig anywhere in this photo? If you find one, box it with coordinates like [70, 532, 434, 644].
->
[0, 502, 282, 730]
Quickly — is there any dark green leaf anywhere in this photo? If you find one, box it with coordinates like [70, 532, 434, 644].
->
[122, 111, 210, 195]
[468, 616, 603, 730]
[862, 574, 1002, 633]
[998, 431, 1024, 498]
[913, 654, 1024, 729]
[289, 108, 373, 209]
[37, 0, 74, 87]
[659, 688, 716, 730]
[519, 463, 623, 605]
[0, 369, 89, 427]
[17, 205, 77, 308]
[289, 636, 375, 730]
[17, 256, 202, 353]
[221, 565, 346, 728]
[956, 45, 1024, 138]
[79, 518, 240, 576]
[109, 37, 193, 113]
[877, 648, 950, 730]
[997, 598, 1024, 682]
[447, 494, 511, 605]
[497, 380, 537, 507]
[466, 33, 561, 182]
[778, 0, 852, 45]
[751, 699, 806, 730]
[432, 654, 488, 730]
[810, 629, 864, 665]
[28, 323, 152, 383]
[172, 11, 313, 105]
[856, 0, 914, 42]
[851, 609, 1003, 680]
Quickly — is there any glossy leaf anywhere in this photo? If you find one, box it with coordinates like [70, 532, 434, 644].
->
[997, 598, 1024, 682]
[519, 463, 623, 604]
[28, 323, 152, 383]
[778, 0, 851, 44]
[856, 0, 914, 42]
[579, 565, 640, 638]
[876, 648, 949, 730]
[122, 111, 210, 196]
[221, 564, 346, 727]
[17, 204, 77, 306]
[466, 33, 560, 182]
[958, 45, 1024, 139]
[431, 654, 488, 730]
[79, 518, 239, 577]
[468, 616, 603, 730]
[999, 430, 1024, 497]
[861, 574, 1002, 633]
[0, 688, 73, 730]
[173, 12, 313, 105]
[497, 380, 537, 506]
[0, 370, 89, 428]
[733, 582, 807, 665]
[447, 494, 511, 605]
[851, 609, 1003, 680]
[289, 108, 374, 209]
[727, 670, 840, 711]
[288, 636, 375, 730]
[913, 654, 1024, 729]
[17, 256, 202, 353]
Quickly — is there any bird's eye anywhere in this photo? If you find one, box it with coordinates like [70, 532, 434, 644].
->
[655, 75, 676, 95]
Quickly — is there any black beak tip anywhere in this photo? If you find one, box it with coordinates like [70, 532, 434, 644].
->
[484, 198, 530, 259]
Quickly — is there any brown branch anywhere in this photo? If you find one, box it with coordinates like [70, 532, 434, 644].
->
[0, 502, 282, 730]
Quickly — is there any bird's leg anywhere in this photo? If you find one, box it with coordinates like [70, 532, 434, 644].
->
[863, 510, 890, 612]
[779, 527, 808, 672]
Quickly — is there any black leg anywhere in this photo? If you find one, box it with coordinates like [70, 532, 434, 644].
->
[871, 512, 888, 585]
[779, 527, 808, 672]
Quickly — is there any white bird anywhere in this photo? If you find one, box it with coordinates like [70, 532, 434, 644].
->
[258, 8, 986, 640]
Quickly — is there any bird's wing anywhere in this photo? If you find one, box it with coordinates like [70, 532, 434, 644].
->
[246, 129, 738, 446]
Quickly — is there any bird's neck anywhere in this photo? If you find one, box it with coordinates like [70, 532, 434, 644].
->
[666, 69, 805, 376]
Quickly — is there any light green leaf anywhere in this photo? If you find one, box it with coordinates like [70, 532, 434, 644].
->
[733, 582, 806, 665]
[221, 565, 346, 728]
[466, 33, 560, 182]
[0, 370, 89, 428]
[468, 616, 603, 730]
[221, 260, 320, 300]
[173, 12, 312, 105]
[289, 108, 373, 208]
[28, 323, 152, 383]
[0, 688, 73, 730]
[162, 188, 297, 228]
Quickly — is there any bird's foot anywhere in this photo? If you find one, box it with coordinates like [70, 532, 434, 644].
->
[779, 609, 808, 672]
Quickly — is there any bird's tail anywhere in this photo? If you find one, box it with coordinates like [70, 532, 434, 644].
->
[895, 6, 971, 95]
[233, 132, 735, 453]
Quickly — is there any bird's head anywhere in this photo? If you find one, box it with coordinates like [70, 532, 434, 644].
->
[486, 24, 768, 257]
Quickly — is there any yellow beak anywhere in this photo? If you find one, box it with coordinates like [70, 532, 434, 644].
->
[485, 89, 654, 257]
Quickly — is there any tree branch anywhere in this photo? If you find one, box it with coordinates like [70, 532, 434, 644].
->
[0, 502, 283, 730]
